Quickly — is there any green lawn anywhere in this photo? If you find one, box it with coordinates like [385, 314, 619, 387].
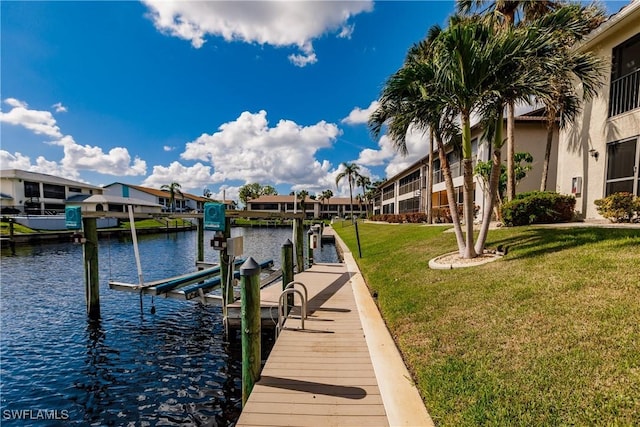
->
[334, 222, 640, 426]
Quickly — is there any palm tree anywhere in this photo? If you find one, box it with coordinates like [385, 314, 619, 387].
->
[356, 175, 371, 217]
[536, 5, 605, 190]
[373, 13, 573, 258]
[458, 0, 560, 202]
[335, 162, 360, 222]
[160, 182, 182, 213]
[296, 190, 309, 219]
[319, 189, 333, 219]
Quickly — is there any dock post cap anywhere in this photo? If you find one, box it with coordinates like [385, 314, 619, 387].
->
[240, 257, 261, 276]
[283, 239, 293, 247]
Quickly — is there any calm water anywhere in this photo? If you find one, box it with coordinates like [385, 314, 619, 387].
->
[0, 227, 338, 426]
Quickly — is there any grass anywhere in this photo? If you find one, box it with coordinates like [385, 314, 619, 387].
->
[0, 220, 37, 234]
[122, 218, 193, 229]
[334, 222, 640, 426]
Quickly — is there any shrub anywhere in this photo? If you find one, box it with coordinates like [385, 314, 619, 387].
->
[594, 192, 640, 223]
[502, 191, 576, 226]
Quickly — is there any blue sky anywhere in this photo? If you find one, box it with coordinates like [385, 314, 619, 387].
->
[0, 1, 627, 201]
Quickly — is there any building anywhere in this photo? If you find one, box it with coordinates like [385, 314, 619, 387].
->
[246, 195, 368, 219]
[556, 0, 640, 219]
[373, 111, 557, 221]
[103, 183, 235, 213]
[0, 169, 103, 215]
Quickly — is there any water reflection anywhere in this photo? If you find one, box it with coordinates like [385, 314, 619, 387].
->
[1, 228, 337, 425]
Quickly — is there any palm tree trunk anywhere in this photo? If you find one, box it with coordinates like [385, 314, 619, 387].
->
[475, 118, 503, 254]
[461, 115, 477, 259]
[540, 123, 554, 191]
[427, 127, 434, 224]
[506, 100, 516, 201]
[435, 131, 465, 254]
[348, 181, 354, 224]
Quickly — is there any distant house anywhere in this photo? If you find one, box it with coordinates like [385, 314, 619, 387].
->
[246, 195, 367, 219]
[556, 0, 640, 219]
[102, 183, 234, 213]
[0, 169, 102, 215]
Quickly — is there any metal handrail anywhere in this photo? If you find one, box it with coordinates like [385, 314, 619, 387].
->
[285, 281, 308, 317]
[276, 288, 307, 337]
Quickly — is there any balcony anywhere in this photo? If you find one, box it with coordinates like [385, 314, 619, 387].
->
[609, 69, 640, 117]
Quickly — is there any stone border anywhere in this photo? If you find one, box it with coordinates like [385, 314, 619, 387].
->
[429, 251, 502, 270]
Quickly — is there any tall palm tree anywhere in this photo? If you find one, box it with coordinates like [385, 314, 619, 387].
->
[536, 4, 605, 190]
[373, 13, 571, 258]
[458, 0, 559, 201]
[335, 162, 360, 223]
[356, 175, 372, 218]
[296, 190, 309, 219]
[319, 189, 333, 219]
[160, 182, 182, 213]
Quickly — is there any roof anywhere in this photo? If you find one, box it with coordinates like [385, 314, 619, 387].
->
[581, 0, 640, 50]
[108, 183, 208, 202]
[82, 194, 162, 207]
[0, 192, 14, 200]
[248, 195, 354, 205]
[0, 169, 102, 190]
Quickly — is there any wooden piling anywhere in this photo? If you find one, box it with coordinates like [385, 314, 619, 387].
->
[282, 239, 294, 315]
[197, 217, 204, 267]
[307, 228, 313, 268]
[220, 217, 233, 304]
[294, 218, 304, 272]
[8, 218, 16, 255]
[83, 217, 100, 319]
[240, 257, 261, 406]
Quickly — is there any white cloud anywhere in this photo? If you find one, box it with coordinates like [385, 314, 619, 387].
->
[181, 110, 341, 191]
[1, 98, 147, 177]
[142, 0, 373, 66]
[0, 150, 82, 181]
[1, 98, 62, 138]
[52, 102, 68, 113]
[341, 100, 379, 125]
[383, 127, 430, 177]
[143, 161, 214, 191]
[163, 145, 175, 152]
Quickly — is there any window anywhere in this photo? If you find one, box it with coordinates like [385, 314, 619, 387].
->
[24, 181, 40, 198]
[253, 203, 279, 210]
[68, 187, 82, 193]
[382, 185, 395, 201]
[43, 184, 65, 199]
[605, 138, 639, 196]
[399, 170, 421, 195]
[399, 197, 420, 213]
[382, 203, 394, 214]
[609, 33, 640, 117]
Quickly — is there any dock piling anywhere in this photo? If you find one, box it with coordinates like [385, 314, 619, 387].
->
[83, 217, 100, 319]
[240, 257, 262, 406]
[294, 218, 304, 272]
[197, 217, 204, 266]
[281, 239, 294, 316]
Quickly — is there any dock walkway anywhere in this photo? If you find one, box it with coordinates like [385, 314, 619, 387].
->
[237, 227, 433, 427]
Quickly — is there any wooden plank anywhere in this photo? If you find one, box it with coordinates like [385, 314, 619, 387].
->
[237, 262, 389, 427]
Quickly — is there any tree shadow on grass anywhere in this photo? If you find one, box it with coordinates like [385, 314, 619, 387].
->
[487, 227, 640, 261]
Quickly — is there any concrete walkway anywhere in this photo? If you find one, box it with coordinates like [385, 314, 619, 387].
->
[237, 227, 433, 427]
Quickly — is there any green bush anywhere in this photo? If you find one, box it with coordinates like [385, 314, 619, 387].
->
[594, 192, 640, 223]
[502, 191, 576, 226]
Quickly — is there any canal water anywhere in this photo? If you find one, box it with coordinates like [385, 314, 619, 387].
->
[0, 227, 338, 426]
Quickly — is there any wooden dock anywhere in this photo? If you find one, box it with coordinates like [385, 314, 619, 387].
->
[236, 226, 433, 427]
[236, 262, 389, 426]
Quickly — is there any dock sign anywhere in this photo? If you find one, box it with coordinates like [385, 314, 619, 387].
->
[65, 206, 82, 229]
[204, 202, 225, 231]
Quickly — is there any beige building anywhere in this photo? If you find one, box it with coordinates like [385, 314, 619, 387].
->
[246, 195, 367, 219]
[374, 113, 556, 221]
[556, 0, 640, 219]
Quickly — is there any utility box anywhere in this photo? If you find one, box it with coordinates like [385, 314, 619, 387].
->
[571, 177, 582, 196]
[65, 206, 82, 230]
[226, 236, 244, 257]
[204, 202, 226, 231]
